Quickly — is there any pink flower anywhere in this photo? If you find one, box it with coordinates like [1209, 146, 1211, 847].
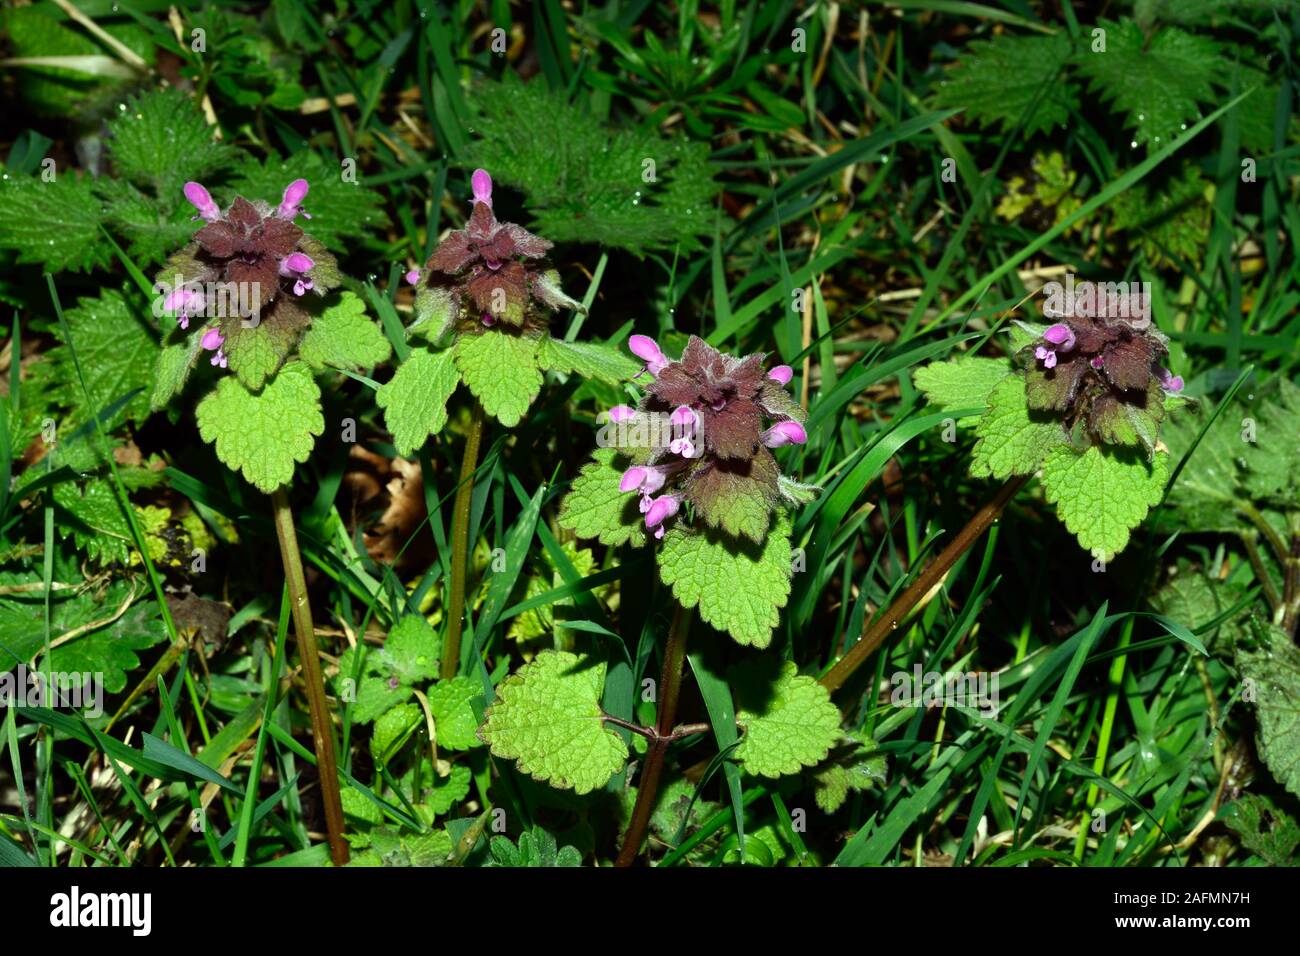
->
[1158, 367, 1184, 393]
[1034, 345, 1058, 370]
[471, 168, 493, 207]
[164, 287, 204, 329]
[277, 179, 311, 220]
[644, 494, 681, 530]
[1043, 323, 1076, 351]
[405, 269, 421, 286]
[762, 420, 808, 448]
[768, 365, 793, 385]
[620, 465, 666, 496]
[628, 335, 669, 376]
[481, 313, 496, 327]
[200, 326, 227, 368]
[608, 405, 636, 423]
[183, 182, 220, 222]
[279, 252, 315, 296]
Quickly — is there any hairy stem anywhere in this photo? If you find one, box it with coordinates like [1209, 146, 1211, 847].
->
[819, 474, 1029, 694]
[1282, 520, 1300, 638]
[270, 487, 348, 866]
[615, 602, 692, 867]
[1239, 531, 1282, 616]
[442, 399, 486, 680]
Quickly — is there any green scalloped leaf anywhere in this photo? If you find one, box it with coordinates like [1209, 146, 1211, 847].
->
[150, 331, 204, 411]
[453, 331, 543, 427]
[298, 291, 392, 371]
[658, 512, 792, 648]
[557, 448, 646, 547]
[914, 356, 1014, 425]
[1040, 444, 1168, 561]
[732, 660, 840, 778]
[428, 676, 482, 751]
[376, 346, 460, 456]
[380, 614, 440, 684]
[371, 702, 421, 762]
[1236, 621, 1300, 799]
[195, 361, 324, 492]
[479, 650, 628, 794]
[536, 336, 639, 385]
[971, 375, 1069, 479]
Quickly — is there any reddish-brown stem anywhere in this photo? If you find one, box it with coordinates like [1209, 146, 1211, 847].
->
[270, 487, 348, 866]
[819, 475, 1029, 694]
[442, 399, 486, 680]
[614, 602, 692, 867]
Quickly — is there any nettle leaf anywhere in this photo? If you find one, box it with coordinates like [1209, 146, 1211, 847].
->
[428, 676, 482, 751]
[150, 330, 205, 411]
[0, 581, 164, 691]
[1158, 400, 1245, 532]
[0, 173, 111, 273]
[298, 292, 392, 371]
[53, 480, 132, 565]
[420, 765, 473, 818]
[224, 320, 297, 392]
[453, 331, 543, 427]
[107, 89, 234, 198]
[47, 597, 165, 695]
[488, 826, 582, 867]
[1077, 19, 1223, 148]
[812, 730, 888, 814]
[99, 178, 201, 267]
[1240, 379, 1300, 505]
[536, 336, 639, 385]
[1150, 571, 1249, 654]
[1040, 445, 1168, 561]
[933, 32, 1079, 135]
[195, 361, 324, 493]
[371, 702, 421, 762]
[1236, 622, 1300, 799]
[658, 511, 793, 649]
[479, 650, 628, 794]
[375, 347, 460, 456]
[338, 647, 410, 724]
[732, 660, 840, 778]
[971, 375, 1069, 479]
[558, 448, 647, 547]
[914, 356, 1014, 425]
[43, 287, 158, 428]
[1221, 794, 1300, 866]
[379, 614, 440, 684]
[229, 152, 389, 251]
[470, 77, 717, 254]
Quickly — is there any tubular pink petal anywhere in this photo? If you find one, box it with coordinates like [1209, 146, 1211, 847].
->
[471, 169, 493, 206]
[200, 327, 225, 351]
[619, 467, 648, 493]
[763, 420, 807, 448]
[608, 405, 636, 423]
[641, 467, 667, 495]
[405, 269, 421, 286]
[277, 179, 310, 219]
[1043, 324, 1075, 350]
[644, 495, 681, 529]
[768, 365, 794, 385]
[183, 182, 220, 221]
[628, 334, 668, 374]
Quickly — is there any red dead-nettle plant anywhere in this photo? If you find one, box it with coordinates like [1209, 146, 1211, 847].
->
[476, 335, 845, 865]
[374, 169, 637, 680]
[153, 178, 397, 866]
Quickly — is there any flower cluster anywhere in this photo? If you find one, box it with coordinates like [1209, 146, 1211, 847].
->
[407, 169, 578, 339]
[1023, 306, 1183, 455]
[608, 336, 808, 541]
[156, 179, 340, 372]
